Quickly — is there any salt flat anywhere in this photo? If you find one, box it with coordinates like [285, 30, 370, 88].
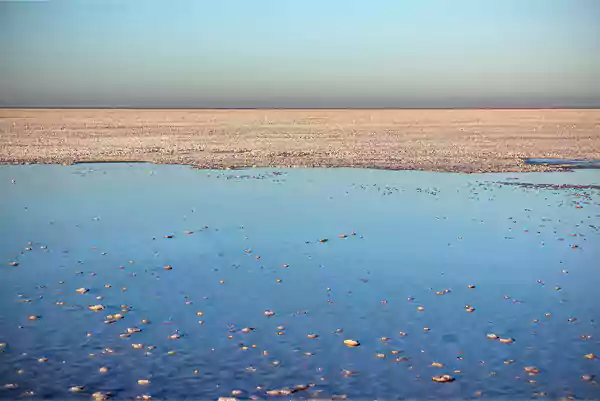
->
[1, 109, 599, 172]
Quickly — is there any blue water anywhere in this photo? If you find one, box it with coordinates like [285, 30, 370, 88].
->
[524, 158, 600, 169]
[1, 165, 599, 400]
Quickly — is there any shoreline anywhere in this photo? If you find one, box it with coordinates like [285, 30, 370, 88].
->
[0, 158, 590, 174]
[1, 108, 599, 173]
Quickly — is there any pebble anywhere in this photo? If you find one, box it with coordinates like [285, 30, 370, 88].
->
[432, 375, 455, 383]
[92, 392, 109, 401]
[524, 366, 541, 375]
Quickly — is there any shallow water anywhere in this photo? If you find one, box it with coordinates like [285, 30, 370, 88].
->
[524, 158, 600, 169]
[1, 164, 599, 400]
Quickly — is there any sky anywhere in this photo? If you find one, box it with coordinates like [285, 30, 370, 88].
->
[1, 0, 599, 108]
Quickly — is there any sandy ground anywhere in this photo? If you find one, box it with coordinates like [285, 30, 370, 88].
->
[1, 108, 599, 172]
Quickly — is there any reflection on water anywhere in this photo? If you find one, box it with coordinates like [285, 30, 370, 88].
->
[1, 165, 599, 400]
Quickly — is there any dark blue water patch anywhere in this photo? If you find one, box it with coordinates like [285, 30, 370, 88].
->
[0, 165, 599, 400]
[524, 158, 600, 169]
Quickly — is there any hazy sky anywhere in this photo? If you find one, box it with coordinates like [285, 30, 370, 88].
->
[1, 0, 599, 108]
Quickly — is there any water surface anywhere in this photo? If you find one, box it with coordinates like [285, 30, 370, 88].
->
[523, 158, 600, 169]
[1, 165, 599, 400]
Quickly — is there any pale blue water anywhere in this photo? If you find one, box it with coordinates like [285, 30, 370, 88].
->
[524, 158, 600, 169]
[1, 164, 599, 400]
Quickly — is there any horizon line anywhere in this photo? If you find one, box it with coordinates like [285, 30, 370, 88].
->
[1, 106, 600, 111]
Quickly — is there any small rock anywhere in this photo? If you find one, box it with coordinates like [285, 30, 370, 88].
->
[524, 366, 541, 375]
[92, 392, 109, 401]
[432, 374, 455, 383]
[343, 339, 360, 347]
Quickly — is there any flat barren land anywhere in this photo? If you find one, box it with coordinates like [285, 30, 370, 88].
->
[1, 108, 599, 172]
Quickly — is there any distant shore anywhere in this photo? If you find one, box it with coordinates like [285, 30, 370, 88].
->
[1, 108, 599, 173]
